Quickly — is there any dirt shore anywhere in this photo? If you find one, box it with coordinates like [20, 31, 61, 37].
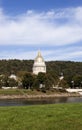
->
[0, 92, 81, 99]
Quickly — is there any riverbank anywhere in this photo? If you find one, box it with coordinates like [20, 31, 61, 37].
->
[0, 89, 81, 99]
[0, 103, 82, 130]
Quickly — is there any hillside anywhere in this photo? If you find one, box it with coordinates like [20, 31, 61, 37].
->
[0, 59, 82, 76]
[0, 60, 82, 87]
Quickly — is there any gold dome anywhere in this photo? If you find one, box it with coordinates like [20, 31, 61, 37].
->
[35, 51, 44, 62]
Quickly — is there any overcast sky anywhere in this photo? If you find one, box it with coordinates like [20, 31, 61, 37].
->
[0, 0, 82, 61]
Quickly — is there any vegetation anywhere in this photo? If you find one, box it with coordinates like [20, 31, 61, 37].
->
[0, 75, 18, 88]
[0, 103, 82, 130]
[0, 89, 67, 95]
[0, 89, 24, 95]
[22, 72, 58, 91]
[22, 73, 34, 89]
[0, 60, 82, 89]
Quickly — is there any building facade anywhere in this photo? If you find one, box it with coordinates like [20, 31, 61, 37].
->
[33, 51, 46, 75]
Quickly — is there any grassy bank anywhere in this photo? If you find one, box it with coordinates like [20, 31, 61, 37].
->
[0, 89, 50, 96]
[0, 89, 80, 99]
[0, 89, 66, 95]
[0, 89, 37, 95]
[0, 103, 82, 130]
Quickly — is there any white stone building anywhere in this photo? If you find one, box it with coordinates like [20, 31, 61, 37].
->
[9, 74, 17, 80]
[33, 51, 46, 75]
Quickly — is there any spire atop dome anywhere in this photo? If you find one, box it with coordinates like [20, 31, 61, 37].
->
[38, 50, 41, 57]
[35, 50, 44, 62]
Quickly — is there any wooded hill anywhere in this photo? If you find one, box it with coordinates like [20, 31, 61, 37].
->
[0, 59, 82, 87]
[0, 59, 82, 76]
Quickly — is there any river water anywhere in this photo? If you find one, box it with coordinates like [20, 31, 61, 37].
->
[0, 97, 82, 106]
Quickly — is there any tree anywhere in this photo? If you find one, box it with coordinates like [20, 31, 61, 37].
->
[2, 75, 9, 87]
[32, 77, 39, 90]
[0, 76, 3, 88]
[37, 72, 46, 84]
[72, 75, 82, 88]
[44, 73, 55, 89]
[58, 79, 69, 88]
[8, 78, 18, 87]
[36, 72, 56, 91]
[22, 73, 34, 89]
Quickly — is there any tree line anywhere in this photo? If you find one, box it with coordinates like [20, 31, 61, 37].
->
[0, 60, 82, 89]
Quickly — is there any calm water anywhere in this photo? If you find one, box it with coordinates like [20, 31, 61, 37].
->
[0, 97, 82, 106]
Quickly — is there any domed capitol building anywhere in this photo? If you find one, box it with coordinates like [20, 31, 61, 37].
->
[33, 51, 46, 75]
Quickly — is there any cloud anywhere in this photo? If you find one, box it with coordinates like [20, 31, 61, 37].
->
[0, 45, 82, 61]
[0, 7, 82, 46]
[45, 45, 82, 61]
[0, 7, 82, 61]
[0, 48, 53, 60]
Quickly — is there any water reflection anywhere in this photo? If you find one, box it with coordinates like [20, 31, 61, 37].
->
[0, 97, 82, 106]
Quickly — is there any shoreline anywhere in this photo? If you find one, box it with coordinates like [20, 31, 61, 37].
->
[0, 93, 81, 100]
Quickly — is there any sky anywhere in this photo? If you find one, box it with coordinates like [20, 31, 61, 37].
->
[0, 0, 82, 61]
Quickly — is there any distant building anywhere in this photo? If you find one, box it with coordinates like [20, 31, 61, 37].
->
[33, 51, 46, 75]
[9, 74, 17, 80]
[59, 73, 64, 81]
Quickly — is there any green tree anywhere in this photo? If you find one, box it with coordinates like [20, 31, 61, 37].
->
[0, 77, 3, 88]
[37, 72, 46, 84]
[8, 78, 18, 87]
[32, 77, 39, 90]
[58, 79, 69, 88]
[2, 75, 9, 87]
[72, 75, 82, 88]
[44, 73, 54, 89]
[22, 73, 34, 89]
[36, 72, 56, 91]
